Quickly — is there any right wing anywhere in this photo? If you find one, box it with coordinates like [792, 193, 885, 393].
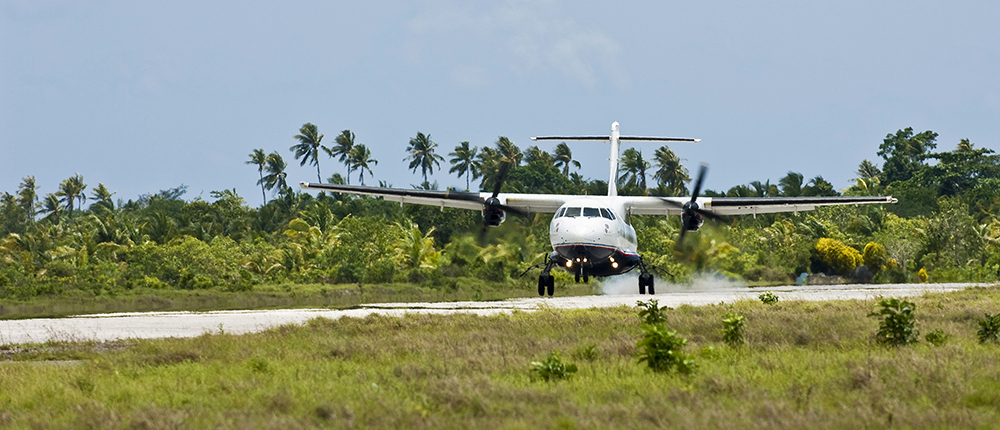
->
[299, 182, 571, 213]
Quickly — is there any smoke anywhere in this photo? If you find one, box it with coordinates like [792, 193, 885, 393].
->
[597, 271, 746, 295]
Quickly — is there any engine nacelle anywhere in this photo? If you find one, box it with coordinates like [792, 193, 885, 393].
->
[483, 208, 506, 227]
[681, 201, 704, 231]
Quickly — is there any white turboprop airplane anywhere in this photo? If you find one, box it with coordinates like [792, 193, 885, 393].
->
[301, 122, 897, 296]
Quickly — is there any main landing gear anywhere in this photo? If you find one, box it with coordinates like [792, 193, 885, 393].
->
[638, 257, 655, 295]
[536, 256, 556, 297]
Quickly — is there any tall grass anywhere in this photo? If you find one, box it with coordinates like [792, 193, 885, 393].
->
[1, 286, 1000, 428]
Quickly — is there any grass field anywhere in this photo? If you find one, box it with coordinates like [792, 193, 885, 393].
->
[2, 286, 1000, 429]
[0, 279, 599, 320]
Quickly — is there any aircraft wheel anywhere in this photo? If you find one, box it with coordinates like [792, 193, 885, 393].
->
[638, 281, 646, 295]
[574, 272, 580, 283]
[537, 276, 546, 296]
[546, 276, 555, 296]
[639, 273, 652, 295]
[582, 270, 589, 283]
[648, 277, 655, 295]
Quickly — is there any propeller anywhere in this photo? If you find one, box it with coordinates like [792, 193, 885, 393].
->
[658, 163, 725, 248]
[478, 160, 526, 243]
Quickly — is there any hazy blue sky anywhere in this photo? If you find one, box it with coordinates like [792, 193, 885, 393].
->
[3, 1, 999, 206]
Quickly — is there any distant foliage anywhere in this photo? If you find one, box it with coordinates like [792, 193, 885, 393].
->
[918, 268, 929, 283]
[636, 324, 697, 374]
[721, 313, 745, 347]
[870, 298, 920, 346]
[573, 344, 598, 362]
[815, 238, 862, 276]
[862, 242, 888, 274]
[977, 313, 1000, 344]
[529, 351, 578, 382]
[758, 291, 779, 304]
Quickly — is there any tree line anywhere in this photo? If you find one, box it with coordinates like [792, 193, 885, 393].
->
[2, 125, 1000, 300]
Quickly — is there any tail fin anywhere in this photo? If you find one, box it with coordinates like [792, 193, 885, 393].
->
[532, 122, 700, 197]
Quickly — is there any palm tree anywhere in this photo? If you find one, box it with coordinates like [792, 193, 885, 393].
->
[619, 148, 650, 191]
[56, 174, 87, 218]
[290, 123, 327, 182]
[448, 141, 479, 191]
[16, 176, 39, 220]
[652, 146, 689, 196]
[523, 146, 555, 165]
[957, 138, 974, 152]
[348, 144, 378, 185]
[246, 149, 268, 204]
[553, 143, 581, 176]
[42, 194, 63, 224]
[749, 180, 779, 197]
[495, 136, 522, 165]
[857, 159, 881, 181]
[476, 146, 502, 191]
[261, 152, 289, 196]
[405, 132, 444, 184]
[323, 130, 356, 183]
[89, 183, 115, 214]
[778, 171, 804, 197]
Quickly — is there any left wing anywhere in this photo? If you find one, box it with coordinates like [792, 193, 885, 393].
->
[299, 182, 570, 213]
[623, 196, 898, 216]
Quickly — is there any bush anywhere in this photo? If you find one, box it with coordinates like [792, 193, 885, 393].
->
[862, 242, 888, 274]
[870, 298, 919, 346]
[636, 299, 670, 325]
[977, 313, 1000, 344]
[758, 291, 779, 304]
[636, 324, 696, 374]
[924, 329, 948, 346]
[573, 344, 598, 362]
[529, 351, 577, 382]
[815, 238, 862, 276]
[721, 313, 745, 347]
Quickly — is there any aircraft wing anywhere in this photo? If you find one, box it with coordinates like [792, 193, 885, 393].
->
[624, 196, 898, 216]
[299, 182, 570, 213]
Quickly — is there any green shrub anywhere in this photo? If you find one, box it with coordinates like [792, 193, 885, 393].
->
[862, 242, 888, 274]
[573, 344, 598, 362]
[758, 291, 779, 304]
[636, 299, 670, 325]
[636, 324, 696, 374]
[977, 313, 1000, 344]
[870, 298, 919, 346]
[721, 313, 745, 347]
[815, 237, 862, 276]
[924, 329, 948, 346]
[529, 351, 577, 382]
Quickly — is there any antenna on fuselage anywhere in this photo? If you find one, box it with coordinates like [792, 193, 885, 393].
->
[531, 122, 700, 197]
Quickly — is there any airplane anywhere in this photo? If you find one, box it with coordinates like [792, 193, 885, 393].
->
[300, 122, 897, 296]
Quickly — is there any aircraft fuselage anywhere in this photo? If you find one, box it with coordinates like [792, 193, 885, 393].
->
[547, 197, 640, 277]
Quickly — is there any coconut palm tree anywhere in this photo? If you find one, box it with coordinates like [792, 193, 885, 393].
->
[619, 148, 650, 191]
[290, 123, 327, 182]
[778, 171, 805, 197]
[16, 176, 39, 220]
[405, 132, 444, 184]
[448, 141, 479, 191]
[56, 174, 87, 218]
[324, 130, 356, 183]
[553, 143, 581, 176]
[857, 159, 881, 181]
[348, 144, 378, 185]
[89, 183, 115, 215]
[42, 194, 63, 224]
[246, 148, 268, 204]
[523, 146, 555, 165]
[652, 146, 689, 196]
[261, 152, 289, 196]
[495, 136, 522, 165]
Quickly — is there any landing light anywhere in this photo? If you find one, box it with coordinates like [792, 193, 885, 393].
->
[612, 262, 618, 269]
[566, 260, 573, 268]
[583, 257, 588, 263]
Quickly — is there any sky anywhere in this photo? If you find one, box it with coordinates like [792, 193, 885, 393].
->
[2, 0, 999, 207]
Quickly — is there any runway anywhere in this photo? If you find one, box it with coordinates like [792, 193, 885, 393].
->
[0, 282, 981, 346]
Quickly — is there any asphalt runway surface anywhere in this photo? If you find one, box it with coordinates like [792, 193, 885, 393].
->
[0, 282, 983, 346]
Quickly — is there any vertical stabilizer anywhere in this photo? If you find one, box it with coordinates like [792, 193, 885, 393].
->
[609, 122, 620, 197]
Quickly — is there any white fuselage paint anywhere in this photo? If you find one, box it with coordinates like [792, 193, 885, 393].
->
[548, 197, 640, 276]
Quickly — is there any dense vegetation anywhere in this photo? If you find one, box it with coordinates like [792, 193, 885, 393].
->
[3, 125, 1000, 305]
[2, 286, 1000, 428]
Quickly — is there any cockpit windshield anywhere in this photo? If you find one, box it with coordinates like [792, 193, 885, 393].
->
[557, 207, 616, 220]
